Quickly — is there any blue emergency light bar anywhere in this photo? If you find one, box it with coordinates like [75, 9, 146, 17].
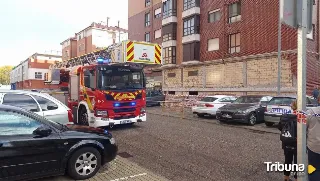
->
[97, 57, 111, 64]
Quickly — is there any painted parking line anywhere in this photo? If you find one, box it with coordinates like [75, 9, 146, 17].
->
[37, 156, 169, 181]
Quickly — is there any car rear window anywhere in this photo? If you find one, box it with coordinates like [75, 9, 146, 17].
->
[200, 97, 218, 102]
[268, 97, 295, 106]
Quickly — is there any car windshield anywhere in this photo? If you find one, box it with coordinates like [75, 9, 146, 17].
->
[97, 66, 144, 90]
[233, 96, 262, 103]
[268, 97, 295, 106]
[200, 97, 218, 102]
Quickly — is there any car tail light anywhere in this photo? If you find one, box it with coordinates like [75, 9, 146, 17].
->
[67, 109, 73, 122]
[205, 104, 214, 107]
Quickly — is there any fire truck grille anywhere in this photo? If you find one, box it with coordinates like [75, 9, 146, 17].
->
[114, 108, 136, 113]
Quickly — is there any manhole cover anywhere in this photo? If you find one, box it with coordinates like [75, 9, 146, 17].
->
[118, 152, 133, 158]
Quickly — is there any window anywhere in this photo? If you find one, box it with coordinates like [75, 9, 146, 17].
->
[154, 8, 162, 18]
[35, 72, 42, 79]
[168, 73, 176, 77]
[33, 95, 59, 111]
[183, 16, 199, 36]
[307, 24, 315, 40]
[163, 47, 176, 64]
[228, 33, 240, 53]
[200, 97, 218, 102]
[145, 32, 150, 42]
[183, 42, 200, 62]
[145, 0, 151, 7]
[183, 0, 196, 10]
[228, 2, 241, 23]
[162, 23, 177, 42]
[188, 70, 198, 76]
[163, 0, 177, 19]
[0, 111, 42, 136]
[208, 38, 219, 51]
[3, 94, 39, 112]
[145, 12, 150, 26]
[154, 29, 162, 39]
[208, 9, 221, 23]
[219, 97, 231, 102]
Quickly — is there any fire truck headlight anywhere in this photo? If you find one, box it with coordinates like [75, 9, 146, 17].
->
[96, 110, 108, 117]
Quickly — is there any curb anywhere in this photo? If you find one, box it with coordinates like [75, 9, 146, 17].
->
[148, 111, 280, 135]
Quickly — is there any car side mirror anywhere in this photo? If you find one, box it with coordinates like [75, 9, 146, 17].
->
[47, 104, 58, 110]
[33, 126, 52, 137]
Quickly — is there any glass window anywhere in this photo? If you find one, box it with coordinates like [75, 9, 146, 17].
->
[183, 17, 195, 36]
[32, 95, 59, 111]
[229, 33, 241, 54]
[145, 0, 151, 7]
[200, 97, 218, 102]
[163, 47, 176, 64]
[145, 32, 150, 42]
[228, 2, 241, 23]
[183, 0, 196, 10]
[268, 97, 295, 106]
[0, 111, 42, 136]
[145, 13, 150, 26]
[208, 10, 221, 23]
[234, 96, 262, 103]
[35, 72, 42, 79]
[3, 94, 39, 112]
[163, 0, 176, 19]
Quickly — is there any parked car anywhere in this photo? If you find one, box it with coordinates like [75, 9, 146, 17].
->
[146, 90, 165, 106]
[216, 95, 273, 125]
[0, 104, 117, 181]
[264, 95, 319, 127]
[192, 95, 237, 117]
[0, 90, 72, 125]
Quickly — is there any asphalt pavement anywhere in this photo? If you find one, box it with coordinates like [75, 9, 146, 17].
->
[47, 94, 285, 181]
[109, 110, 283, 181]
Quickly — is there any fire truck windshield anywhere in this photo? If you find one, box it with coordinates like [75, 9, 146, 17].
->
[97, 66, 144, 90]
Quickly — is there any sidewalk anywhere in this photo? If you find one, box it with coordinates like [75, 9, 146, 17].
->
[147, 107, 280, 134]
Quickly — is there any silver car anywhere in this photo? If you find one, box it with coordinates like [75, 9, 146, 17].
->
[264, 95, 318, 127]
[0, 90, 72, 125]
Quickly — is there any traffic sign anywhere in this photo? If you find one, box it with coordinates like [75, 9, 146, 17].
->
[281, 0, 313, 33]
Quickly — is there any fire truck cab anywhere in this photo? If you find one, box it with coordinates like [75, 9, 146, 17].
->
[62, 40, 162, 128]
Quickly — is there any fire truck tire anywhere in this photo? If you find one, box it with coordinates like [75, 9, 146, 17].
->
[79, 107, 89, 126]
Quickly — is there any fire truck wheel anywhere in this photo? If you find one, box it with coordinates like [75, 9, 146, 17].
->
[79, 108, 89, 126]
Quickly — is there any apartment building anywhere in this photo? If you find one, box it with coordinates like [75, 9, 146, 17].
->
[10, 53, 62, 90]
[128, 0, 320, 95]
[61, 22, 128, 60]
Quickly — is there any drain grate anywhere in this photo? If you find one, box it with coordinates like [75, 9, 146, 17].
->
[118, 152, 133, 158]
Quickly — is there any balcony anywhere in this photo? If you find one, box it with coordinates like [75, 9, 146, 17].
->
[182, 0, 200, 18]
[182, 34, 200, 44]
[162, 40, 177, 48]
[162, 9, 177, 26]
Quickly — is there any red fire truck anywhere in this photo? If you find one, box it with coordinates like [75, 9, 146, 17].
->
[44, 67, 70, 91]
[50, 40, 162, 128]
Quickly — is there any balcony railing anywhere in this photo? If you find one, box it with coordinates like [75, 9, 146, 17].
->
[163, 9, 177, 19]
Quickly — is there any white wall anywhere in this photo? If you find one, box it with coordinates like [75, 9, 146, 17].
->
[92, 29, 115, 48]
[28, 68, 49, 80]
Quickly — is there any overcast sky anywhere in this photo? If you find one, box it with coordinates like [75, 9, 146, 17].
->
[0, 0, 128, 66]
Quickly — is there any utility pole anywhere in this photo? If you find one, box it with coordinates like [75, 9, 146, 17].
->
[277, 0, 283, 95]
[296, 0, 307, 180]
[118, 20, 121, 43]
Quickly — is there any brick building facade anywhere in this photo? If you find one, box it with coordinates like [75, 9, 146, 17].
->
[128, 0, 320, 95]
[61, 22, 128, 60]
[10, 53, 62, 90]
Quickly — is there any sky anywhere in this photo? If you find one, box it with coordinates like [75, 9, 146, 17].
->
[0, 0, 128, 67]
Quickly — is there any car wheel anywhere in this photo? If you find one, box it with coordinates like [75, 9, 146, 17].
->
[197, 113, 205, 118]
[248, 113, 257, 126]
[67, 147, 101, 180]
[79, 108, 89, 126]
[265, 122, 274, 127]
